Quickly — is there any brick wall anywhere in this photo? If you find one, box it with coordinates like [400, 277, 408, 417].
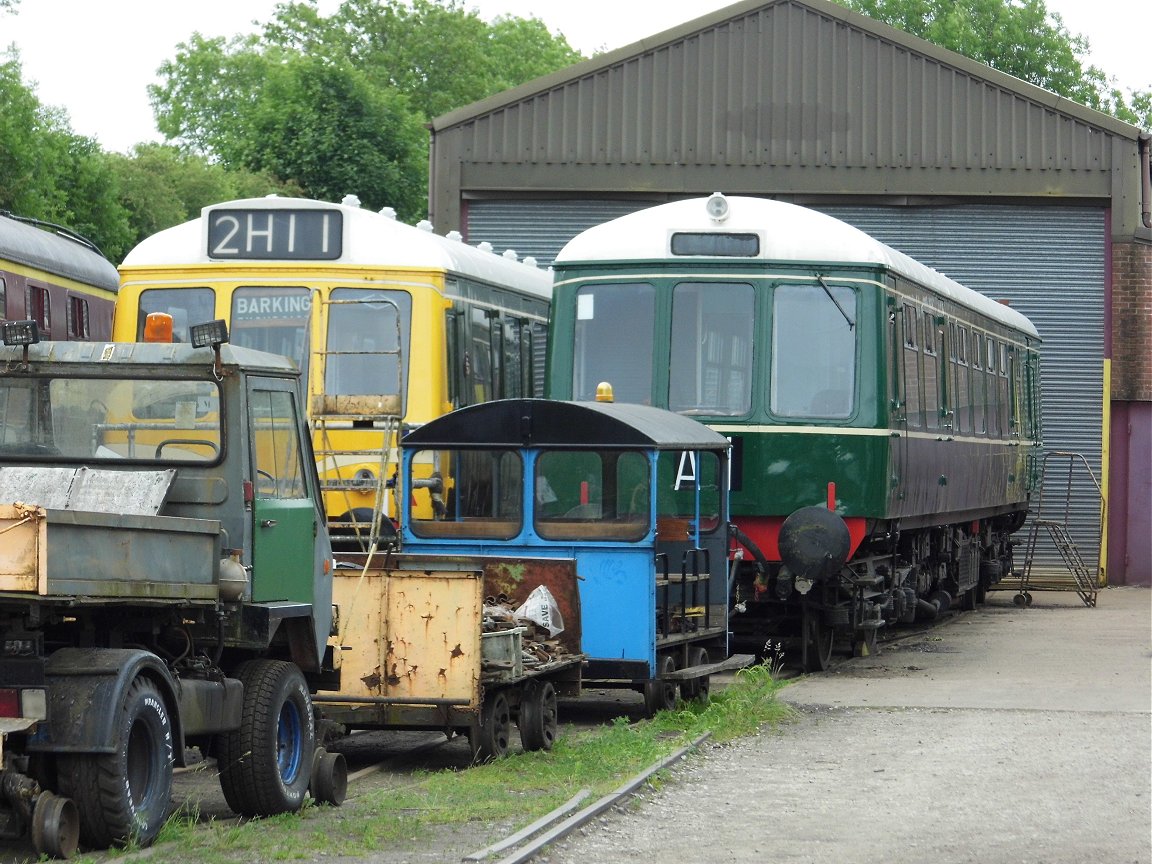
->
[1111, 239, 1152, 401]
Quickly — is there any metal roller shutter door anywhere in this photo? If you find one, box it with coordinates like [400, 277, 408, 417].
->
[470, 199, 1106, 576]
[818, 205, 1105, 578]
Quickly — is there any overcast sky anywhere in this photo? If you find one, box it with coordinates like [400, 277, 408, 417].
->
[2, 0, 1148, 154]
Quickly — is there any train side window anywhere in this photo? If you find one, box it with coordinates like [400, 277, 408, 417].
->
[0, 276, 6, 319]
[999, 343, 1012, 437]
[67, 296, 91, 339]
[922, 316, 939, 431]
[503, 318, 523, 399]
[953, 324, 970, 434]
[901, 305, 922, 428]
[410, 448, 522, 539]
[972, 332, 986, 434]
[535, 449, 649, 542]
[985, 338, 1000, 436]
[27, 284, 50, 335]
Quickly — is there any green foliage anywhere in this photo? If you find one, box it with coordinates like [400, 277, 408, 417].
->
[107, 143, 294, 260]
[836, 0, 1150, 129]
[149, 0, 584, 219]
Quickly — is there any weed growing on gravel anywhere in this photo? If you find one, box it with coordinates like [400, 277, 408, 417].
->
[91, 663, 788, 864]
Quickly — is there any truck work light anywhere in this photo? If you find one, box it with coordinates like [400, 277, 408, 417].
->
[190, 319, 229, 349]
[1, 320, 40, 347]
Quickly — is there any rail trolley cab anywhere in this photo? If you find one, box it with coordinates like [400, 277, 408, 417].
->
[400, 398, 750, 715]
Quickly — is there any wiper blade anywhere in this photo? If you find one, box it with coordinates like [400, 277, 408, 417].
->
[817, 275, 855, 330]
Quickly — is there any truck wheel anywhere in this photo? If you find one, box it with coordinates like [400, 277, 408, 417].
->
[216, 660, 315, 817]
[31, 792, 79, 859]
[59, 677, 173, 849]
[518, 680, 558, 752]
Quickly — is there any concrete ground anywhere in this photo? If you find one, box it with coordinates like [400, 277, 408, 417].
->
[542, 586, 1152, 864]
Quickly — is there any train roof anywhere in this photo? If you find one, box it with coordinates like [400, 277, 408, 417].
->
[554, 196, 1039, 339]
[0, 213, 119, 292]
[121, 196, 552, 299]
[403, 398, 732, 451]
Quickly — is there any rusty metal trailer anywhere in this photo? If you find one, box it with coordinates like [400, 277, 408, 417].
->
[315, 552, 582, 761]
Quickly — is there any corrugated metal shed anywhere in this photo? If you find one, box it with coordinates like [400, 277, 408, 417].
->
[431, 0, 1143, 237]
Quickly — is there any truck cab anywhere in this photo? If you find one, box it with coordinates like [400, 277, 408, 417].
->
[0, 320, 342, 857]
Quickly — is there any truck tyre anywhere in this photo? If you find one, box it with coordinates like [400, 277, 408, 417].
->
[58, 677, 173, 849]
[216, 659, 315, 817]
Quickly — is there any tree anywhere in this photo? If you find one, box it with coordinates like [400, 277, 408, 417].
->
[835, 0, 1150, 129]
[150, 0, 585, 216]
[108, 144, 295, 257]
[0, 51, 132, 260]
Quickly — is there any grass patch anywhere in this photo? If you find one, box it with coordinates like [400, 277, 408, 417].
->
[77, 663, 790, 864]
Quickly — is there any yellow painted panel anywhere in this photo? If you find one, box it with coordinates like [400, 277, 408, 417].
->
[330, 566, 482, 706]
[0, 505, 45, 592]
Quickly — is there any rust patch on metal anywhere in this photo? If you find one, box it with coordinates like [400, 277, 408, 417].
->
[450, 643, 464, 659]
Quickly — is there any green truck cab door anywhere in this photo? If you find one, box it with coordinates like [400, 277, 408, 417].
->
[248, 378, 318, 605]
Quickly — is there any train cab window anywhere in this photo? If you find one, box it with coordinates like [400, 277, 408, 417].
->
[770, 283, 857, 419]
[323, 288, 410, 405]
[230, 286, 312, 373]
[669, 281, 754, 416]
[534, 450, 649, 542]
[572, 283, 655, 404]
[409, 448, 522, 540]
[26, 285, 50, 335]
[67, 296, 90, 339]
[138, 288, 215, 343]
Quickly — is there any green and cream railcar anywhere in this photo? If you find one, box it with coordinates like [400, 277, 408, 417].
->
[548, 194, 1042, 669]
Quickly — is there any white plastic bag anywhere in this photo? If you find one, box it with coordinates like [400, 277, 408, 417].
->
[514, 584, 565, 637]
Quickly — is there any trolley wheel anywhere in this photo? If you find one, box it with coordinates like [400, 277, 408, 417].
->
[1013, 593, 1027, 607]
[31, 792, 79, 859]
[975, 575, 988, 604]
[471, 689, 512, 763]
[1024, 591, 1033, 607]
[518, 680, 558, 752]
[680, 646, 711, 702]
[216, 660, 315, 817]
[803, 608, 834, 672]
[642, 654, 679, 717]
[58, 676, 173, 849]
[309, 747, 348, 806]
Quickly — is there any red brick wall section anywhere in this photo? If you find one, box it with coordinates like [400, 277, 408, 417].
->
[1111, 240, 1152, 401]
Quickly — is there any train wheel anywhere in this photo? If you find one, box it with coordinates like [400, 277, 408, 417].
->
[642, 654, 679, 717]
[472, 689, 512, 762]
[681, 646, 711, 703]
[802, 609, 834, 672]
[31, 792, 79, 859]
[216, 660, 315, 817]
[518, 680, 558, 752]
[58, 676, 173, 849]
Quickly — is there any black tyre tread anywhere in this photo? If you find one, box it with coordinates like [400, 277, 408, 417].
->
[217, 659, 314, 817]
[59, 678, 171, 849]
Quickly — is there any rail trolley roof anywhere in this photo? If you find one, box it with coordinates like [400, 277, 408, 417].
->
[403, 399, 732, 451]
[554, 196, 1039, 340]
[0, 213, 119, 292]
[121, 196, 551, 299]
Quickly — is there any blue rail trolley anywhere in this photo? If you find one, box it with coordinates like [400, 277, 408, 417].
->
[400, 397, 753, 715]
